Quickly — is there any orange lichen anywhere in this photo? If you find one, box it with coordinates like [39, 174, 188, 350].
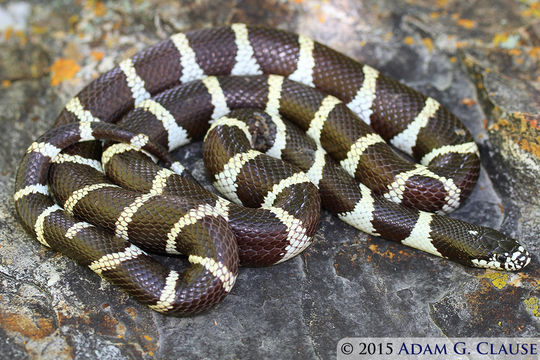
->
[0, 312, 55, 339]
[91, 50, 104, 61]
[404, 36, 415, 45]
[429, 12, 440, 19]
[2, 80, 11, 88]
[93, 1, 107, 16]
[457, 18, 476, 29]
[461, 98, 476, 106]
[50, 58, 80, 86]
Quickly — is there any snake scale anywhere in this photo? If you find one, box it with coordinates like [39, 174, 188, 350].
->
[14, 24, 531, 315]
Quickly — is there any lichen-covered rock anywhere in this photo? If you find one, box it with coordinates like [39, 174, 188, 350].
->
[0, 0, 538, 359]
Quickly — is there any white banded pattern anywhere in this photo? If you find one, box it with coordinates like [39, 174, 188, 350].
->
[269, 206, 311, 263]
[165, 203, 223, 254]
[137, 99, 190, 150]
[14, 184, 49, 201]
[119, 58, 151, 105]
[170, 32, 205, 83]
[305, 146, 327, 187]
[262, 172, 311, 207]
[338, 184, 380, 236]
[346, 65, 380, 125]
[231, 23, 262, 76]
[148, 270, 180, 312]
[383, 165, 460, 213]
[78, 121, 95, 141]
[65, 97, 101, 123]
[420, 142, 478, 166]
[400, 212, 442, 257]
[101, 141, 156, 169]
[88, 244, 145, 274]
[289, 35, 315, 87]
[51, 153, 103, 173]
[26, 142, 61, 158]
[265, 75, 287, 158]
[64, 183, 119, 215]
[207, 116, 253, 147]
[65, 222, 93, 239]
[390, 97, 440, 155]
[188, 255, 236, 292]
[114, 168, 173, 240]
[213, 150, 260, 204]
[202, 76, 230, 121]
[34, 204, 62, 247]
[170, 161, 185, 176]
[306, 95, 342, 146]
[340, 133, 386, 178]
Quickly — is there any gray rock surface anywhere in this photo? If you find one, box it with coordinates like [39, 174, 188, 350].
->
[0, 0, 538, 359]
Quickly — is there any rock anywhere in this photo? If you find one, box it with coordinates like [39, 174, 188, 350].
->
[0, 0, 538, 359]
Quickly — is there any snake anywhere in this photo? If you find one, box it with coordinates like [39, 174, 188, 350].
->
[14, 24, 531, 316]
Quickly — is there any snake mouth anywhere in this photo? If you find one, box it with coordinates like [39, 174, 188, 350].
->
[471, 246, 531, 271]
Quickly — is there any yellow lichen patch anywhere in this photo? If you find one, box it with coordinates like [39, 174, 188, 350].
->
[422, 38, 433, 52]
[493, 33, 508, 47]
[50, 58, 80, 86]
[479, 271, 508, 289]
[4, 26, 13, 41]
[521, 2, 540, 18]
[31, 25, 48, 35]
[457, 18, 476, 29]
[429, 12, 440, 19]
[524, 297, 540, 317]
[404, 36, 415, 45]
[436, 0, 448, 7]
[2, 80, 11, 88]
[449, 56, 456, 63]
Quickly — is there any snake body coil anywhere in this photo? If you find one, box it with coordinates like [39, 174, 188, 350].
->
[15, 24, 531, 315]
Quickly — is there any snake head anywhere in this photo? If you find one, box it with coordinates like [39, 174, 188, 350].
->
[470, 228, 531, 271]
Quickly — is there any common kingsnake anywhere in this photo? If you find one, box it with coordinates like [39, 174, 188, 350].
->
[14, 24, 531, 315]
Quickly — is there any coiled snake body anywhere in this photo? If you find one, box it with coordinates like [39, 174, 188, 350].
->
[14, 24, 531, 315]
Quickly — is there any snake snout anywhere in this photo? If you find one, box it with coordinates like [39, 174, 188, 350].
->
[471, 228, 532, 271]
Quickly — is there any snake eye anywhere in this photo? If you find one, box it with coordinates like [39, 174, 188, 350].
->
[497, 254, 507, 263]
